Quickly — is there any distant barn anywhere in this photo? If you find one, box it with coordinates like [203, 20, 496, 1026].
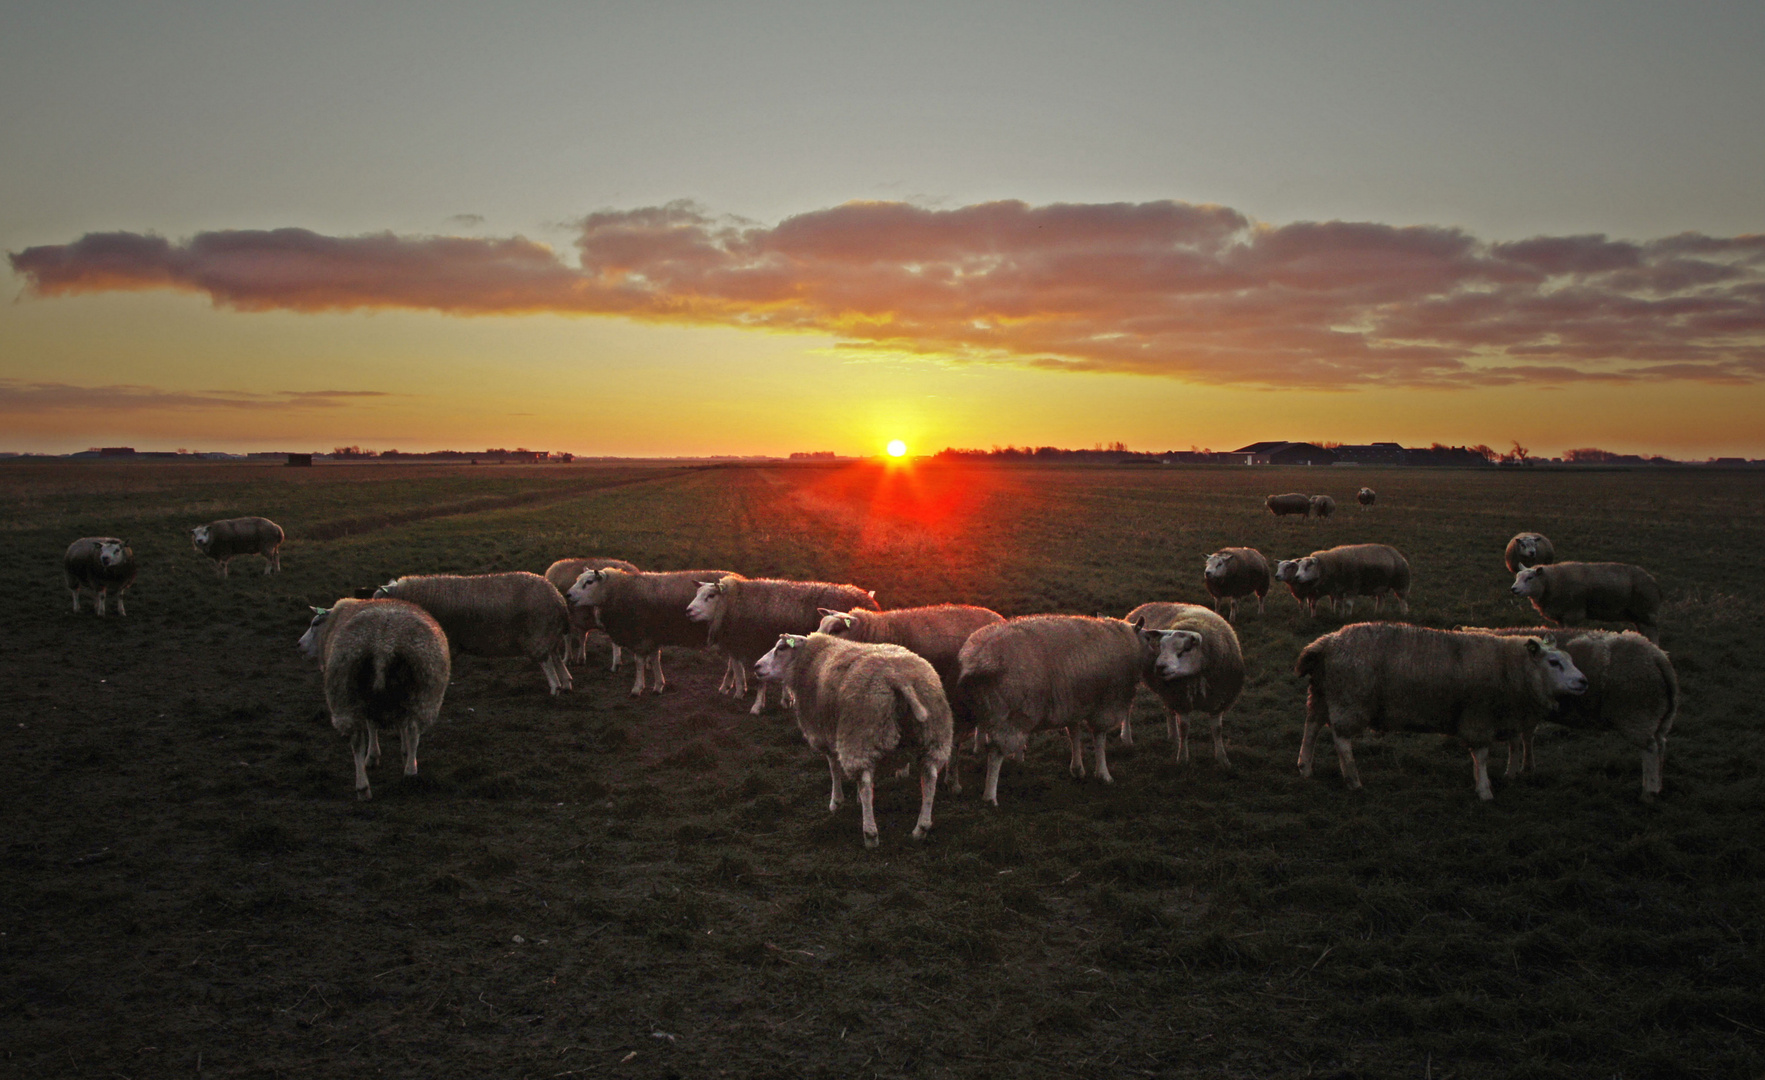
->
[286, 454, 313, 467]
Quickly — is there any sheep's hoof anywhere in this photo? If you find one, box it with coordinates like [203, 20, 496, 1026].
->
[864, 833, 879, 849]
[628, 690, 644, 699]
[356, 788, 372, 801]
[911, 826, 928, 841]
[1297, 762, 1312, 777]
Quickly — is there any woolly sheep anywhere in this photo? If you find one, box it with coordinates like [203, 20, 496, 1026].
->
[1357, 487, 1376, 510]
[1503, 532, 1555, 575]
[374, 572, 572, 695]
[64, 537, 136, 616]
[1510, 561, 1662, 642]
[1203, 547, 1270, 621]
[568, 568, 740, 697]
[1274, 558, 1331, 616]
[1289, 543, 1411, 617]
[191, 517, 284, 577]
[1124, 602, 1246, 766]
[755, 632, 954, 847]
[1295, 622, 1587, 800]
[1266, 492, 1312, 518]
[1309, 494, 1336, 519]
[544, 557, 640, 667]
[956, 615, 1145, 805]
[688, 576, 879, 714]
[298, 598, 450, 800]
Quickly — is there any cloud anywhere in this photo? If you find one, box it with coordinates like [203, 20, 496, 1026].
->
[0, 381, 395, 414]
[11, 199, 1765, 388]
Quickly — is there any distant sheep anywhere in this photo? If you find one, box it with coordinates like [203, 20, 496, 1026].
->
[1504, 532, 1555, 575]
[1266, 493, 1312, 518]
[64, 537, 136, 616]
[1125, 602, 1245, 766]
[1357, 487, 1376, 510]
[1203, 547, 1270, 621]
[688, 576, 879, 714]
[298, 598, 450, 800]
[568, 568, 740, 696]
[374, 572, 572, 695]
[191, 517, 284, 577]
[1295, 622, 1587, 800]
[544, 557, 640, 667]
[1289, 543, 1411, 616]
[755, 633, 954, 847]
[1459, 627, 1677, 797]
[1511, 561, 1662, 642]
[956, 615, 1144, 805]
[1309, 494, 1336, 519]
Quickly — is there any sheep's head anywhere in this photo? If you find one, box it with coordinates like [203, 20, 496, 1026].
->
[190, 525, 211, 551]
[1273, 559, 1300, 582]
[1292, 557, 1323, 584]
[1526, 636, 1587, 696]
[1139, 627, 1206, 680]
[685, 578, 728, 623]
[816, 608, 859, 636]
[1512, 566, 1547, 597]
[1204, 552, 1232, 580]
[298, 606, 331, 661]
[1515, 534, 1544, 561]
[97, 540, 130, 568]
[371, 577, 399, 599]
[755, 634, 807, 683]
[568, 567, 619, 608]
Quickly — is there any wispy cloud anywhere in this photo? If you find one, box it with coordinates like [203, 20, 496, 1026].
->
[0, 380, 395, 414]
[11, 200, 1765, 388]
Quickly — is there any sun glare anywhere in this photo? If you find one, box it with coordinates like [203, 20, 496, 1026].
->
[886, 439, 908, 458]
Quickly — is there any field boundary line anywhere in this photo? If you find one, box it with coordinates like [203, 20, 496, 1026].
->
[299, 470, 696, 542]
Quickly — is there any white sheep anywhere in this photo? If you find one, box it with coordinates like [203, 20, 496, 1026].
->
[567, 567, 741, 697]
[544, 557, 640, 667]
[64, 537, 136, 616]
[1125, 602, 1245, 765]
[687, 576, 879, 714]
[373, 572, 572, 695]
[191, 517, 284, 576]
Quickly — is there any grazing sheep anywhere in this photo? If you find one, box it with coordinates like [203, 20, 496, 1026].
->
[814, 603, 1003, 703]
[956, 615, 1145, 805]
[298, 598, 450, 800]
[1295, 622, 1587, 800]
[755, 633, 954, 847]
[688, 576, 880, 714]
[373, 572, 572, 695]
[1289, 543, 1411, 617]
[1511, 561, 1662, 642]
[1274, 558, 1331, 616]
[1357, 487, 1376, 510]
[191, 517, 284, 577]
[64, 537, 136, 616]
[544, 557, 640, 667]
[1266, 493, 1312, 518]
[1125, 602, 1245, 766]
[1459, 627, 1678, 797]
[1203, 547, 1270, 621]
[568, 568, 740, 697]
[1309, 494, 1336, 519]
[1504, 532, 1555, 575]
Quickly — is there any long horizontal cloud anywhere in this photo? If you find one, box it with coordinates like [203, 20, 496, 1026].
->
[0, 381, 395, 414]
[11, 200, 1765, 388]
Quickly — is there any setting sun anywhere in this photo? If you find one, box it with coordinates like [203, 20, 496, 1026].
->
[886, 439, 908, 458]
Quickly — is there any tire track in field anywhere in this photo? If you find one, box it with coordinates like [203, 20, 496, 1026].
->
[300, 469, 690, 541]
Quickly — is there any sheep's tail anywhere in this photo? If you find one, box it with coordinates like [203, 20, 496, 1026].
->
[895, 681, 952, 770]
[353, 643, 417, 721]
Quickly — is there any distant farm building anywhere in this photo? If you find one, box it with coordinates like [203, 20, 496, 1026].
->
[1233, 442, 1338, 466]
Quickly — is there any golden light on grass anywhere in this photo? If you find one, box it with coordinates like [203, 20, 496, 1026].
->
[886, 439, 908, 458]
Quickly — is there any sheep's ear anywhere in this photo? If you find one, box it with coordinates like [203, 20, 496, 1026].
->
[866, 590, 876, 601]
[1525, 637, 1543, 655]
[1129, 615, 1145, 631]
[309, 605, 325, 615]
[817, 607, 839, 617]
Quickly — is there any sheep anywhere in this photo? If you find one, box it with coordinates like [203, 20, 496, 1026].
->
[1266, 492, 1312, 518]
[298, 598, 450, 800]
[1357, 487, 1376, 510]
[567, 567, 741, 697]
[1203, 547, 1270, 621]
[1309, 494, 1336, 519]
[63, 537, 136, 616]
[1295, 622, 1587, 800]
[373, 572, 572, 695]
[544, 557, 640, 667]
[956, 615, 1145, 805]
[754, 633, 954, 847]
[1504, 532, 1555, 574]
[1125, 602, 1246, 766]
[1289, 543, 1411, 617]
[687, 576, 880, 714]
[1457, 627, 1677, 797]
[1510, 561, 1662, 642]
[1274, 558, 1331, 616]
[190, 516, 284, 577]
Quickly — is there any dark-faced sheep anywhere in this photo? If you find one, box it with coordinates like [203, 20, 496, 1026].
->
[374, 572, 572, 695]
[687, 576, 879, 714]
[1295, 622, 1587, 800]
[1290, 543, 1411, 617]
[1459, 627, 1677, 797]
[755, 633, 953, 847]
[1266, 493, 1312, 518]
[191, 517, 284, 577]
[1309, 494, 1336, 519]
[545, 557, 640, 667]
[1125, 602, 1245, 766]
[956, 615, 1145, 805]
[1504, 532, 1555, 575]
[298, 598, 450, 800]
[1203, 547, 1270, 621]
[64, 537, 136, 616]
[567, 568, 740, 696]
[1511, 561, 1662, 642]
[1357, 487, 1376, 510]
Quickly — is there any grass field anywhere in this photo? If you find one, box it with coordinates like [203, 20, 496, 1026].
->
[2, 459, 1761, 1079]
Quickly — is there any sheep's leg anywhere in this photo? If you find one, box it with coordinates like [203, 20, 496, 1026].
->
[367, 725, 381, 765]
[629, 652, 649, 697]
[1255, 593, 1266, 616]
[748, 681, 769, 715]
[95, 589, 108, 617]
[1211, 712, 1230, 767]
[1332, 732, 1362, 790]
[1117, 714, 1134, 747]
[1171, 710, 1190, 762]
[826, 755, 845, 811]
[1298, 719, 1320, 777]
[269, 548, 281, 573]
[858, 769, 879, 848]
[114, 592, 128, 617]
[351, 726, 373, 800]
[1520, 729, 1534, 774]
[648, 652, 666, 695]
[609, 643, 624, 671]
[913, 762, 939, 840]
[727, 656, 749, 698]
[70, 588, 81, 613]
[1395, 592, 1409, 616]
[1505, 740, 1521, 777]
[401, 720, 420, 776]
[219, 558, 230, 579]
[1642, 738, 1664, 795]
[943, 752, 963, 795]
[1225, 598, 1237, 623]
[1066, 727, 1086, 778]
[1471, 746, 1494, 801]
[1093, 724, 1114, 784]
[982, 747, 1005, 806]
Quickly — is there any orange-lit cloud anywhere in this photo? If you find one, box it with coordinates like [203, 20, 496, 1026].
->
[0, 380, 395, 414]
[12, 200, 1765, 388]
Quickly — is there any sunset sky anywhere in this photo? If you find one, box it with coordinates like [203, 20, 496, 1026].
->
[4, 2, 1762, 458]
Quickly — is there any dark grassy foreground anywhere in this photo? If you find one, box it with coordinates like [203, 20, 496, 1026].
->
[1, 460, 1761, 1079]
